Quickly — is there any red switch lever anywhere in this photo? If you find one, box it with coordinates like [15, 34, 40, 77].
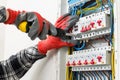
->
[66, 61, 70, 66]
[90, 22, 95, 28]
[97, 20, 102, 26]
[71, 61, 76, 66]
[86, 25, 91, 31]
[84, 60, 88, 65]
[90, 59, 95, 64]
[97, 56, 102, 62]
[77, 60, 82, 65]
[80, 27, 86, 32]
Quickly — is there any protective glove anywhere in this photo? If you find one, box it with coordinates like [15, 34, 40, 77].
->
[0, 6, 7, 22]
[15, 12, 57, 40]
[37, 13, 79, 55]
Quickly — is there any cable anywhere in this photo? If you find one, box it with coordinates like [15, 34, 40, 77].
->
[96, 71, 102, 80]
[85, 2, 97, 8]
[87, 72, 94, 80]
[108, 71, 112, 80]
[83, 72, 90, 80]
[93, 71, 99, 80]
[103, 71, 110, 80]
[99, 71, 106, 80]
[83, 0, 101, 11]
[74, 41, 86, 51]
[80, 72, 86, 80]
[89, 71, 96, 80]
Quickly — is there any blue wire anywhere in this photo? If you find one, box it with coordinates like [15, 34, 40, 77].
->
[78, 2, 85, 18]
[74, 6, 78, 15]
[74, 41, 86, 51]
[93, 72, 99, 80]
[72, 7, 75, 15]
[102, 0, 113, 45]
[99, 71, 106, 80]
[108, 71, 112, 80]
[99, 0, 104, 11]
[80, 72, 86, 80]
[75, 72, 78, 80]
[87, 72, 94, 80]
[108, 0, 113, 8]
[109, 4, 114, 45]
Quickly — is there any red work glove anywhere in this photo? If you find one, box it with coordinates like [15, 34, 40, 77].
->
[14, 11, 57, 40]
[37, 13, 79, 55]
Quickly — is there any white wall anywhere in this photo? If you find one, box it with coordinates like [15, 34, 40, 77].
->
[0, 0, 7, 60]
[1, 0, 59, 80]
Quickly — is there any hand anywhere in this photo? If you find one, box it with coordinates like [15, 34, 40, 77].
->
[0, 6, 7, 22]
[37, 13, 79, 55]
[15, 12, 57, 40]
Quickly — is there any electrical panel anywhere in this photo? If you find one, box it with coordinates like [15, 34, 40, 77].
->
[65, 0, 114, 80]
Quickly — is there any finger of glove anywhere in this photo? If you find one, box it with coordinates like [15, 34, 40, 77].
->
[49, 22, 57, 36]
[55, 16, 70, 28]
[55, 15, 78, 29]
[64, 18, 79, 31]
[62, 39, 78, 46]
[0, 6, 6, 22]
[56, 16, 78, 30]
[38, 22, 48, 40]
[14, 12, 27, 27]
[55, 13, 70, 24]
[28, 19, 40, 40]
[27, 12, 37, 22]
[38, 21, 57, 40]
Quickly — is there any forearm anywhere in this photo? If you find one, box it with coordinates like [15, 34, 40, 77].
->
[0, 45, 46, 80]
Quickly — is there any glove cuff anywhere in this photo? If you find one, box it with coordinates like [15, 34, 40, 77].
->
[37, 36, 75, 55]
[4, 9, 21, 24]
[37, 40, 48, 55]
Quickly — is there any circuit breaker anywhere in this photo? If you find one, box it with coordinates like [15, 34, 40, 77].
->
[64, 0, 114, 80]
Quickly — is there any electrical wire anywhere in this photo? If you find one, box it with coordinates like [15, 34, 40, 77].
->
[80, 72, 86, 80]
[96, 71, 102, 80]
[108, 71, 112, 80]
[87, 72, 94, 80]
[74, 41, 86, 51]
[99, 71, 106, 80]
[103, 71, 110, 80]
[82, 72, 90, 80]
[89, 71, 96, 80]
[93, 71, 99, 80]
[83, 0, 101, 12]
[85, 2, 97, 8]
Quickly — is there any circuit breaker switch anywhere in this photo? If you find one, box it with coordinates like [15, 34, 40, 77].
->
[80, 27, 86, 32]
[97, 20, 102, 26]
[97, 56, 102, 62]
[66, 61, 70, 66]
[71, 61, 76, 66]
[87, 25, 91, 31]
[90, 59, 95, 64]
[84, 60, 88, 65]
[77, 60, 82, 65]
[90, 22, 95, 28]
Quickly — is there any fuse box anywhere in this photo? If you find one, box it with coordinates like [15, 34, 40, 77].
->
[64, 0, 115, 80]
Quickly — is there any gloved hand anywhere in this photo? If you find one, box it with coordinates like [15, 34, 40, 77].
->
[37, 13, 79, 55]
[15, 12, 57, 40]
[0, 6, 7, 22]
